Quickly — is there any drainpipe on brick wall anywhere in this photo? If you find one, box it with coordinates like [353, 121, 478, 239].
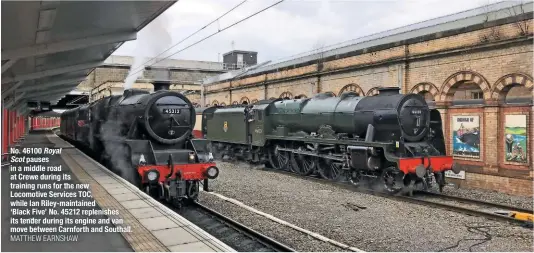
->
[397, 64, 403, 93]
[229, 80, 233, 104]
[200, 80, 205, 107]
[316, 76, 321, 94]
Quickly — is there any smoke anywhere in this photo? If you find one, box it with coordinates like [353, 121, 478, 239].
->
[124, 12, 174, 90]
[99, 114, 137, 184]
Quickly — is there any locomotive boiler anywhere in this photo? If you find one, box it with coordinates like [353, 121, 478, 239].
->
[202, 87, 460, 194]
[60, 81, 219, 207]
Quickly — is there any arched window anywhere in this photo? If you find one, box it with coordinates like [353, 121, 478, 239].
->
[240, 97, 250, 105]
[338, 84, 364, 96]
[441, 71, 490, 105]
[279, 92, 293, 100]
[410, 83, 439, 102]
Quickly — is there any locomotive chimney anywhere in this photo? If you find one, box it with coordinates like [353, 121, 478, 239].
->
[152, 80, 171, 92]
[377, 87, 401, 96]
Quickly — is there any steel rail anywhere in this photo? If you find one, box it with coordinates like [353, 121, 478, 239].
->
[180, 201, 296, 252]
[57, 133, 295, 252]
[414, 191, 533, 214]
[256, 165, 533, 227]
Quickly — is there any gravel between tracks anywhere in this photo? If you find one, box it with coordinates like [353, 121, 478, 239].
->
[198, 162, 533, 252]
[441, 186, 533, 211]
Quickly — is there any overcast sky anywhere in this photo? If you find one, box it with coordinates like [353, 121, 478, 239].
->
[113, 0, 505, 64]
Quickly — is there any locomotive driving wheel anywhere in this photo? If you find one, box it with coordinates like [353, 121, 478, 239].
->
[268, 143, 290, 171]
[381, 167, 404, 194]
[290, 145, 316, 176]
[316, 157, 343, 181]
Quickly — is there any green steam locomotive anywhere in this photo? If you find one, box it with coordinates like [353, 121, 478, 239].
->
[200, 87, 460, 194]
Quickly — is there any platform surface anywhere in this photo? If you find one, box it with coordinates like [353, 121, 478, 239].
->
[2, 131, 235, 252]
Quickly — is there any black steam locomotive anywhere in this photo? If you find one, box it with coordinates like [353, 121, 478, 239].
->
[201, 87, 460, 194]
[60, 81, 219, 206]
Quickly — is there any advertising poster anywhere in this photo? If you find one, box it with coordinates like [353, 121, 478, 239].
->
[452, 115, 480, 158]
[504, 115, 528, 163]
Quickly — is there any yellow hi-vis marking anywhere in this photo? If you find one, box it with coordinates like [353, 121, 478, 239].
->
[496, 211, 534, 222]
[510, 211, 534, 222]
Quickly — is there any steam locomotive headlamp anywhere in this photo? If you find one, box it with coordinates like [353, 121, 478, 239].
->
[205, 166, 219, 179]
[208, 152, 214, 162]
[188, 152, 196, 162]
[146, 169, 160, 183]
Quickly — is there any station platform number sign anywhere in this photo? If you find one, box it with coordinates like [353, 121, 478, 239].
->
[445, 170, 466, 180]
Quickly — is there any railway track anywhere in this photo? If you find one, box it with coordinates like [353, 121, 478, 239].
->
[250, 163, 533, 227]
[58, 135, 294, 252]
[176, 201, 295, 252]
[414, 191, 533, 214]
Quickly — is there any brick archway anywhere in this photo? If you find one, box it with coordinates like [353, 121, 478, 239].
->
[366, 87, 380, 96]
[440, 71, 491, 102]
[220, 102, 226, 106]
[232, 101, 238, 105]
[279, 91, 293, 99]
[410, 82, 440, 101]
[211, 100, 219, 106]
[240, 96, 250, 105]
[251, 99, 259, 104]
[491, 73, 534, 101]
[339, 84, 364, 96]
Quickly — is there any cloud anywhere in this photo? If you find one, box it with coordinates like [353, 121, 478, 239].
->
[113, 0, 508, 63]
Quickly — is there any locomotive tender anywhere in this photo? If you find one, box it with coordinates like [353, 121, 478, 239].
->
[201, 87, 461, 194]
[60, 81, 219, 206]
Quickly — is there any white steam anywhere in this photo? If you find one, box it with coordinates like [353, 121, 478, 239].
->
[124, 13, 174, 90]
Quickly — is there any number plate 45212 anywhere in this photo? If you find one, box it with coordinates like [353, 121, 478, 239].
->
[162, 108, 180, 114]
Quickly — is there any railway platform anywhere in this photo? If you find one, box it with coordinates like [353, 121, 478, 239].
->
[1, 130, 235, 252]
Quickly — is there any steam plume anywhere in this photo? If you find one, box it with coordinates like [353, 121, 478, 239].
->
[124, 12, 173, 90]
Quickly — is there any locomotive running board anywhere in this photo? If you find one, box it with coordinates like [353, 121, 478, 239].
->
[276, 147, 345, 162]
[265, 135, 392, 147]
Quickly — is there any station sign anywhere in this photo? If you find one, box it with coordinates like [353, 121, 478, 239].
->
[445, 170, 466, 180]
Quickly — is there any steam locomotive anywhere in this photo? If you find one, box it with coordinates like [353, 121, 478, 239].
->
[60, 81, 219, 207]
[200, 87, 460, 194]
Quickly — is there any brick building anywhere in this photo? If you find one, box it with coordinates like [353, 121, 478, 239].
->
[79, 55, 228, 106]
[202, 2, 534, 196]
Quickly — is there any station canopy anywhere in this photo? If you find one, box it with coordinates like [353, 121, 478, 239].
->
[1, 0, 176, 112]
